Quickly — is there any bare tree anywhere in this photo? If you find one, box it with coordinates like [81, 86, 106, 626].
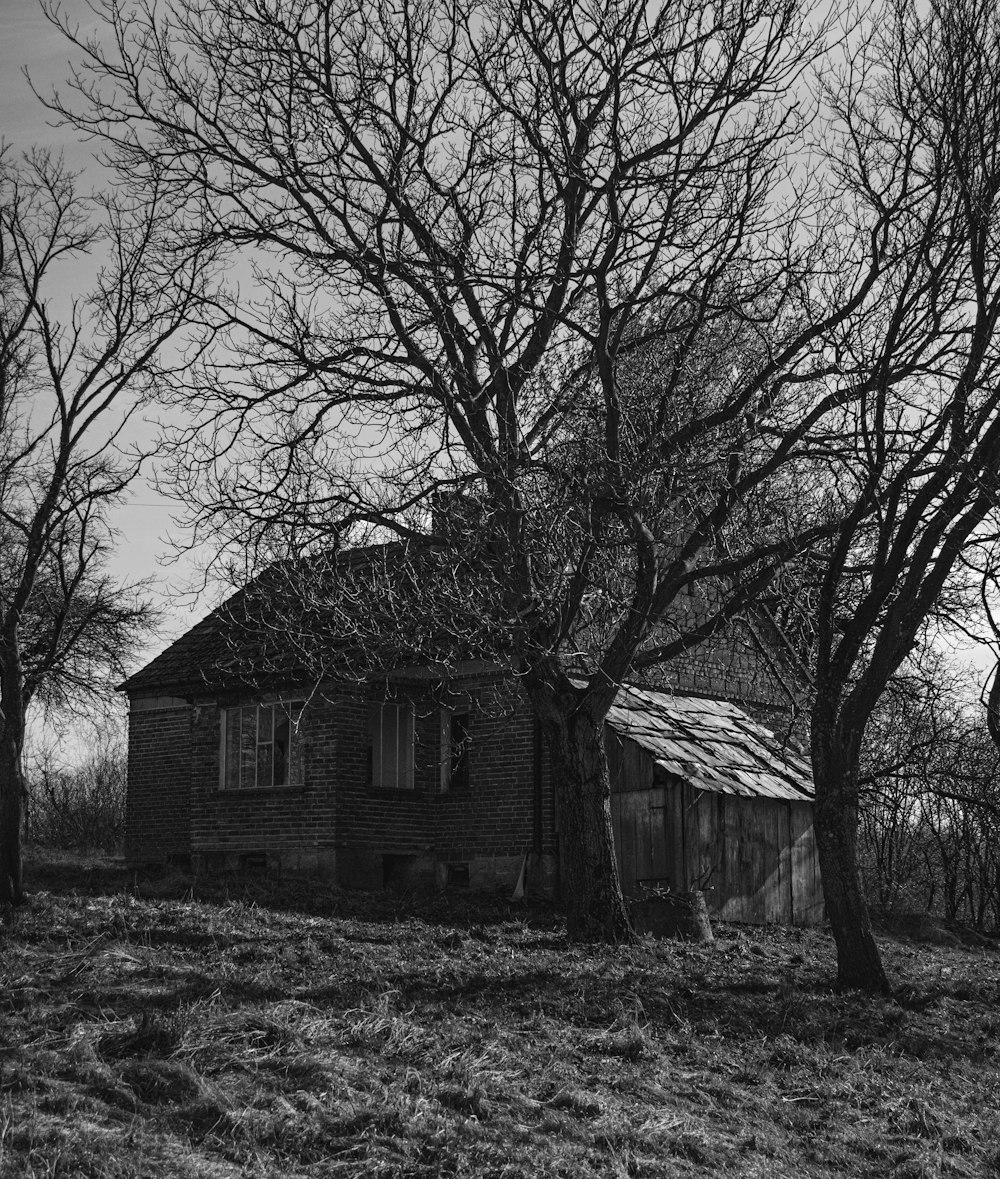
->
[0, 149, 215, 903]
[45, 0, 1000, 959]
[784, 0, 1000, 991]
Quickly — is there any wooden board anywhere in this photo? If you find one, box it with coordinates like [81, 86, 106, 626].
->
[790, 802, 824, 925]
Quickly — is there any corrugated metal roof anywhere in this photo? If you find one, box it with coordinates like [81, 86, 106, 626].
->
[606, 683, 813, 802]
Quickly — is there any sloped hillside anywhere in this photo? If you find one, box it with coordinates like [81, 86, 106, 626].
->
[2, 862, 999, 1177]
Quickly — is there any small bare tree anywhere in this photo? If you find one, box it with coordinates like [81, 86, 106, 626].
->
[0, 149, 216, 903]
[25, 726, 128, 854]
[858, 655, 1000, 927]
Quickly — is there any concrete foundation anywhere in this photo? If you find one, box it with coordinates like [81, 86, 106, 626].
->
[186, 845, 559, 897]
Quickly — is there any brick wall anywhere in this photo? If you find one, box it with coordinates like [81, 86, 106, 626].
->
[432, 680, 556, 860]
[643, 620, 798, 707]
[188, 696, 338, 876]
[125, 697, 192, 863]
[331, 679, 557, 890]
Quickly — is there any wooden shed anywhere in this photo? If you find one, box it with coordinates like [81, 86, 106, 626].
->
[606, 685, 824, 926]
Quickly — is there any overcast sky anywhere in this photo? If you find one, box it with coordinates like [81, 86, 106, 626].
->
[2, 0, 211, 681]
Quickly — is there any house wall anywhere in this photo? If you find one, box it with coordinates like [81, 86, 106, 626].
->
[187, 695, 339, 878]
[125, 696, 193, 864]
[336, 678, 558, 894]
[128, 677, 558, 895]
[333, 693, 435, 888]
[639, 610, 808, 747]
[430, 680, 558, 894]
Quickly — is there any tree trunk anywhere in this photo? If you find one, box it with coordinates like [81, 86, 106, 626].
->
[811, 723, 890, 993]
[0, 647, 27, 905]
[528, 674, 633, 942]
[0, 734, 25, 905]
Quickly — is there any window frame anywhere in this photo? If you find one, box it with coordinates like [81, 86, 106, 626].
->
[219, 699, 305, 791]
[367, 700, 415, 791]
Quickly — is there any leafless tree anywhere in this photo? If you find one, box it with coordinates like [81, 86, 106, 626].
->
[784, 0, 1000, 991]
[0, 149, 216, 903]
[44, 0, 1000, 966]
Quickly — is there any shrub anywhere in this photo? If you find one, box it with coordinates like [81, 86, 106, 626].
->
[25, 742, 126, 854]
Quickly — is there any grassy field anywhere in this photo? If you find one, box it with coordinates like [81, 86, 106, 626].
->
[2, 858, 1000, 1178]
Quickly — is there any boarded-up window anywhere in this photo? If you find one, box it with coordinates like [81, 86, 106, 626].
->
[220, 701, 304, 790]
[368, 702, 415, 790]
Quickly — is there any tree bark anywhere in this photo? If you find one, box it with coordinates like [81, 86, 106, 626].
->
[811, 720, 890, 993]
[0, 735, 25, 906]
[528, 673, 634, 942]
[0, 649, 27, 905]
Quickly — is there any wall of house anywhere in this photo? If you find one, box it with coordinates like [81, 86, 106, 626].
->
[638, 607, 807, 744]
[187, 694, 339, 877]
[430, 679, 558, 894]
[125, 696, 193, 865]
[334, 677, 558, 894]
[135, 677, 558, 895]
[333, 692, 435, 888]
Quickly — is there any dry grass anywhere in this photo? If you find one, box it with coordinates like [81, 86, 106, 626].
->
[2, 858, 1000, 1177]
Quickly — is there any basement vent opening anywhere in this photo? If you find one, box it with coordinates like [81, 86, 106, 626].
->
[445, 863, 470, 888]
[239, 852, 269, 875]
[382, 853, 418, 889]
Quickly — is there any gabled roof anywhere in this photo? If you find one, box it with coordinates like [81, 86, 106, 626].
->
[607, 683, 812, 801]
[120, 586, 248, 695]
[120, 545, 399, 695]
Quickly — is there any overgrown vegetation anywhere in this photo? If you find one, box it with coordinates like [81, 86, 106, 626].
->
[3, 860, 999, 1178]
[857, 662, 1000, 931]
[23, 742, 126, 856]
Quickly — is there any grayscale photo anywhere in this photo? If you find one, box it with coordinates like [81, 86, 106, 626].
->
[2, 0, 1000, 1174]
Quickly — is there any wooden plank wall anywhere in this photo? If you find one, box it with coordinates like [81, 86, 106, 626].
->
[608, 732, 824, 924]
[789, 801, 825, 924]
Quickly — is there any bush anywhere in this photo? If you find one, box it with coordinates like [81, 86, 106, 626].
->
[25, 743, 126, 854]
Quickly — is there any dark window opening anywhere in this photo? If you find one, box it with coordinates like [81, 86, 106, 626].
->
[369, 702, 415, 790]
[221, 701, 304, 790]
[447, 712, 471, 791]
[382, 853, 418, 889]
[445, 862, 470, 888]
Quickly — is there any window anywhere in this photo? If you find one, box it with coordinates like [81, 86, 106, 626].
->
[220, 701, 304, 790]
[368, 701, 414, 790]
[440, 710, 471, 792]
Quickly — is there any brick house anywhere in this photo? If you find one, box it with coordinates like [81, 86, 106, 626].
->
[121, 549, 823, 924]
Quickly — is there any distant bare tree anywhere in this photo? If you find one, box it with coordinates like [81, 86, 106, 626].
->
[0, 149, 216, 903]
[858, 655, 1000, 927]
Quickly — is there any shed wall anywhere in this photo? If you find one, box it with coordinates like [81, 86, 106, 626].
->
[608, 731, 823, 925]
